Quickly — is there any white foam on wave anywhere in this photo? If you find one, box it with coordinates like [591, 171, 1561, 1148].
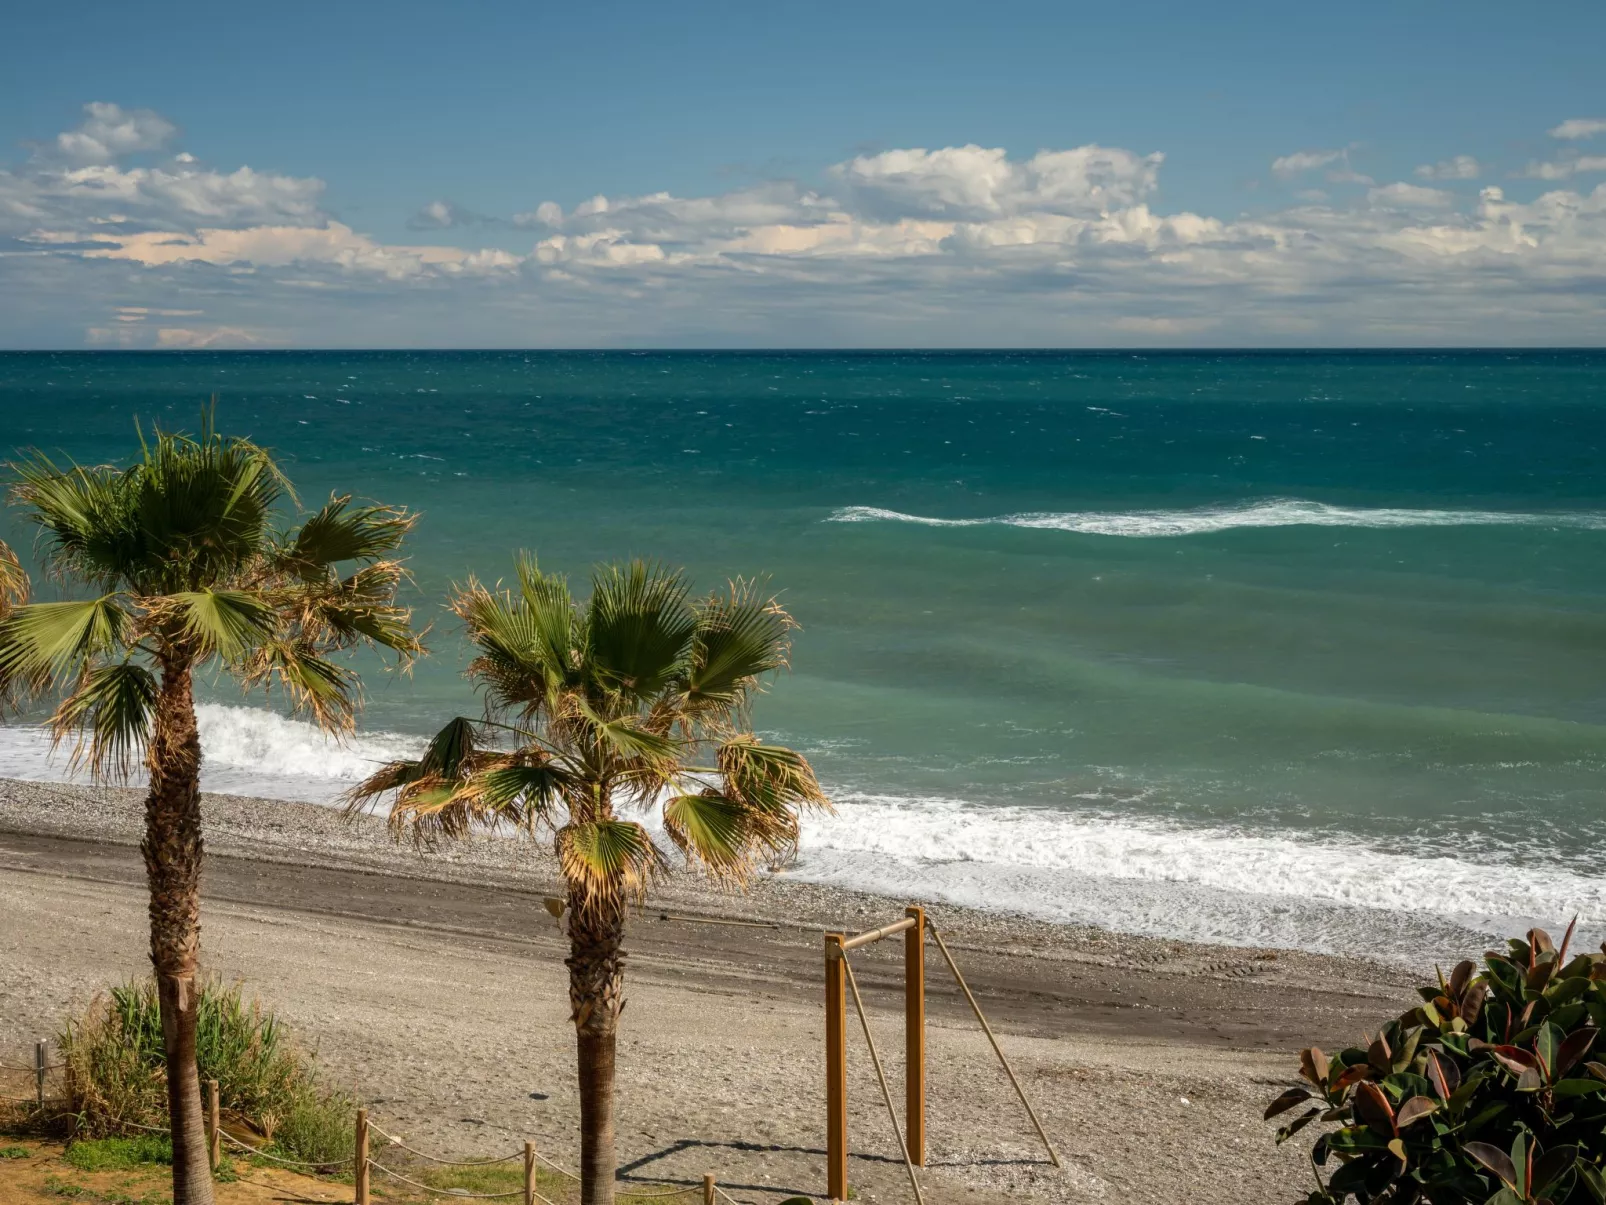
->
[0, 703, 422, 804]
[3, 703, 1600, 959]
[787, 792, 1606, 959]
[827, 499, 1606, 538]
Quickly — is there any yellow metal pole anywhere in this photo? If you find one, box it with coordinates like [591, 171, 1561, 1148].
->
[825, 932, 848, 1202]
[905, 905, 926, 1167]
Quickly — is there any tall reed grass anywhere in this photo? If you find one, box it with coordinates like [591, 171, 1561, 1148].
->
[58, 979, 353, 1164]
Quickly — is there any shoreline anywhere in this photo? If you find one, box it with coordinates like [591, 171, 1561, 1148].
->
[1, 776, 1440, 1204]
[0, 774, 1451, 981]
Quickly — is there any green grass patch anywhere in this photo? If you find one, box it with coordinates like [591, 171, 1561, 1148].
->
[0, 1144, 30, 1158]
[62, 1135, 172, 1172]
[58, 977, 353, 1163]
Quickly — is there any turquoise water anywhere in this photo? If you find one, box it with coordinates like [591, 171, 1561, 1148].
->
[2, 350, 1604, 954]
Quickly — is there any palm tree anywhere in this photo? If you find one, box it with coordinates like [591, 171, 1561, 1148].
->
[0, 414, 424, 1205]
[347, 556, 828, 1205]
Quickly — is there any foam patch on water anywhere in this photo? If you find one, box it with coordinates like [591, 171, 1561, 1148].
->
[827, 499, 1606, 538]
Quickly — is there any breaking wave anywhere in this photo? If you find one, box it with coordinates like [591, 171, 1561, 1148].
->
[827, 499, 1606, 538]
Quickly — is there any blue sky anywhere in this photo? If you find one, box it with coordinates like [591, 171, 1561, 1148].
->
[3, 0, 1604, 347]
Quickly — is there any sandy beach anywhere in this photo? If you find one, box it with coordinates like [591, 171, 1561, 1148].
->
[0, 778, 1429, 1204]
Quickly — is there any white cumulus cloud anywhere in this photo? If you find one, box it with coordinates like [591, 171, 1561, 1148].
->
[1549, 118, 1606, 140]
[1415, 155, 1479, 180]
[54, 103, 177, 162]
[1271, 149, 1343, 178]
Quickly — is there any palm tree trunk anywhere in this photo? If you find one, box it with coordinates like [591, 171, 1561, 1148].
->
[141, 654, 213, 1205]
[567, 893, 627, 1205]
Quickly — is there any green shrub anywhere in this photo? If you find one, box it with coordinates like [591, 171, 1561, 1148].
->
[58, 978, 354, 1165]
[61, 1135, 172, 1171]
[1268, 924, 1606, 1203]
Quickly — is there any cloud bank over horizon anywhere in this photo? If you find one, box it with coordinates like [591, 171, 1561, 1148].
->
[4, 102, 1606, 349]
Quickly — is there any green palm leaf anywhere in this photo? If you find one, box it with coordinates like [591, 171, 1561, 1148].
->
[244, 640, 358, 728]
[280, 495, 413, 577]
[717, 736, 830, 817]
[584, 561, 695, 700]
[164, 589, 276, 662]
[684, 579, 792, 711]
[662, 789, 752, 877]
[557, 818, 663, 908]
[0, 596, 130, 693]
[50, 661, 157, 781]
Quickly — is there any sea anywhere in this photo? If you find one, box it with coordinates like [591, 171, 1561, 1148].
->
[1, 349, 1603, 963]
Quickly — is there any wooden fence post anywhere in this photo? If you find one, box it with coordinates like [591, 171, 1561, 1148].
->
[354, 1108, 369, 1205]
[905, 905, 926, 1167]
[34, 1041, 46, 1107]
[825, 932, 848, 1203]
[702, 1172, 716, 1205]
[524, 1141, 535, 1205]
[205, 1079, 220, 1170]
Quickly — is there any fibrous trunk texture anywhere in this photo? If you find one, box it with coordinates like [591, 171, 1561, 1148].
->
[568, 892, 627, 1205]
[142, 656, 213, 1205]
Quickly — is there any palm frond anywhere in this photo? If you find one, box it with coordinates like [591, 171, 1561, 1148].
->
[160, 589, 276, 663]
[556, 818, 663, 910]
[418, 715, 480, 779]
[682, 579, 793, 717]
[0, 596, 130, 696]
[455, 576, 573, 716]
[451, 760, 573, 833]
[0, 540, 29, 612]
[278, 496, 416, 579]
[49, 660, 157, 782]
[241, 639, 359, 729]
[584, 560, 695, 701]
[9, 454, 138, 589]
[662, 789, 755, 880]
[717, 736, 831, 819]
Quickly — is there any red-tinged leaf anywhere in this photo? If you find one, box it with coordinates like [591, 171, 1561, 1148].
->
[1554, 1028, 1599, 1078]
[1487, 1044, 1539, 1074]
[1558, 916, 1579, 967]
[1299, 1046, 1327, 1088]
[1587, 1060, 1606, 1082]
[1395, 1096, 1438, 1128]
[1276, 1108, 1322, 1144]
[1333, 1064, 1372, 1092]
[1517, 1066, 1544, 1092]
[1368, 1033, 1394, 1074]
[1532, 927, 1555, 957]
[1466, 1141, 1520, 1192]
[1265, 1087, 1312, 1120]
[1353, 1080, 1397, 1136]
[1461, 990, 1485, 1026]
[1450, 959, 1475, 998]
[1427, 1049, 1461, 1099]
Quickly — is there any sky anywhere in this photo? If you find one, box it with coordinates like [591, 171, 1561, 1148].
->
[2, 0, 1604, 349]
